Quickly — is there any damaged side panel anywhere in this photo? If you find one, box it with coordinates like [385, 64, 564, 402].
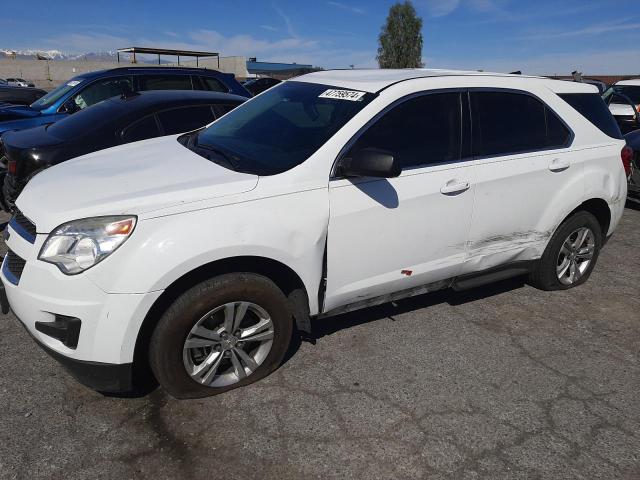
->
[462, 147, 585, 273]
[88, 188, 330, 316]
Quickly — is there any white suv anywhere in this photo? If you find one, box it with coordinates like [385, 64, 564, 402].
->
[1, 70, 628, 399]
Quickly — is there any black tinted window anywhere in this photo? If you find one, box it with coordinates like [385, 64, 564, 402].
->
[213, 104, 238, 118]
[158, 106, 216, 135]
[199, 77, 228, 93]
[560, 93, 622, 139]
[121, 116, 161, 143]
[139, 75, 192, 91]
[546, 108, 571, 147]
[349, 93, 461, 168]
[472, 92, 544, 156]
[49, 100, 122, 141]
[471, 91, 570, 157]
[605, 85, 640, 104]
[73, 77, 133, 110]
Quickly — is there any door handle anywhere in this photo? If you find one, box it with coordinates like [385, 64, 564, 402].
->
[440, 180, 470, 195]
[549, 158, 570, 172]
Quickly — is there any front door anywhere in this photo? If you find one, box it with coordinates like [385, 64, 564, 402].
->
[324, 91, 476, 313]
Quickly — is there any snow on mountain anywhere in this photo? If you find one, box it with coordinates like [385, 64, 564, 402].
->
[0, 49, 154, 62]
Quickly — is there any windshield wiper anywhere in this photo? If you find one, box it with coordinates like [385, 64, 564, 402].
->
[195, 143, 240, 172]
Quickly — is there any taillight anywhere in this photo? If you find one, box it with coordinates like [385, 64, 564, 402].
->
[621, 145, 633, 177]
[7, 159, 16, 175]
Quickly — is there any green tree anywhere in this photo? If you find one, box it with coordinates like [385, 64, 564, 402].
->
[377, 1, 424, 69]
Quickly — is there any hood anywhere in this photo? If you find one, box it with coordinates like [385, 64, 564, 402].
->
[17, 135, 259, 233]
[0, 104, 39, 123]
[609, 103, 636, 117]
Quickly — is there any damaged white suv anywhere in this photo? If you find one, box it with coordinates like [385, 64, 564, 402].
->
[1, 70, 628, 398]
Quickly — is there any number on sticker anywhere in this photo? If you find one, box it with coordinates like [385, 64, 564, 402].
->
[318, 89, 366, 101]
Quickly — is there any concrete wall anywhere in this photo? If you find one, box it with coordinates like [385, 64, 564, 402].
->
[0, 56, 249, 89]
[168, 57, 249, 78]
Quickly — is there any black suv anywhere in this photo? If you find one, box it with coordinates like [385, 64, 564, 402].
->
[0, 90, 246, 211]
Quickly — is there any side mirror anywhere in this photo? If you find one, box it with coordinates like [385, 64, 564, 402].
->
[338, 148, 402, 178]
[61, 99, 80, 114]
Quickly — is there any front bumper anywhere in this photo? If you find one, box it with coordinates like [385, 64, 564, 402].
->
[1, 222, 164, 393]
[0, 279, 134, 392]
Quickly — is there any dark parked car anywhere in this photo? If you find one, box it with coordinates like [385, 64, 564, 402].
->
[0, 67, 251, 135]
[603, 80, 640, 134]
[0, 89, 246, 211]
[0, 86, 47, 106]
[580, 79, 608, 94]
[243, 77, 281, 96]
[624, 129, 640, 204]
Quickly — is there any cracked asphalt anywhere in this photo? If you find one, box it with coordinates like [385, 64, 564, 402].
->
[1, 205, 639, 480]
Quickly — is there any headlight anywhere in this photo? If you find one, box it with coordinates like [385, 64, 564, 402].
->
[39, 216, 136, 275]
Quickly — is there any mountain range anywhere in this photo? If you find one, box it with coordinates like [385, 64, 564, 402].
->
[0, 49, 156, 63]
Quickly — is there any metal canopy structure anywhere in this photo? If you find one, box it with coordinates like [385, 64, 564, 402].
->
[117, 47, 220, 68]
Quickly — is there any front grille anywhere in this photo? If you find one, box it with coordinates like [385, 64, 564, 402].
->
[3, 249, 26, 285]
[10, 209, 36, 242]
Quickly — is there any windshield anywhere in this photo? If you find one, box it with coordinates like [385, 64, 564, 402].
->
[191, 82, 375, 175]
[47, 98, 123, 141]
[603, 85, 640, 105]
[30, 77, 85, 110]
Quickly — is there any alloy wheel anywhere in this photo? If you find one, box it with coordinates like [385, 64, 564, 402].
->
[182, 301, 274, 387]
[556, 227, 595, 286]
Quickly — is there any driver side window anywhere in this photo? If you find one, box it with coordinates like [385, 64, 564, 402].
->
[348, 92, 462, 169]
[73, 77, 133, 110]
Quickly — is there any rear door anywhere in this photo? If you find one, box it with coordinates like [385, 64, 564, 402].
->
[463, 89, 578, 273]
[324, 91, 476, 312]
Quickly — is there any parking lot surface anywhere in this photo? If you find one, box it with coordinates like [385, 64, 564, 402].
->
[0, 206, 639, 480]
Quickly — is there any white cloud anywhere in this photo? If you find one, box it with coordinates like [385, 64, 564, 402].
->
[260, 25, 278, 32]
[272, 4, 297, 38]
[326, 1, 366, 15]
[420, 0, 461, 17]
[520, 20, 640, 40]
[428, 48, 640, 75]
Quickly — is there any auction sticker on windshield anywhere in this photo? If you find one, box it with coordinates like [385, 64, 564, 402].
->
[319, 89, 366, 101]
[66, 80, 82, 87]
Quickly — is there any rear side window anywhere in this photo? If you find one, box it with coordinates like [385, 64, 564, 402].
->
[349, 92, 462, 169]
[139, 75, 193, 91]
[471, 91, 570, 158]
[121, 116, 162, 143]
[559, 93, 622, 140]
[157, 106, 216, 135]
[199, 77, 228, 93]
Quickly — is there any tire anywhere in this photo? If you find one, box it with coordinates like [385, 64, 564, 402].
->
[529, 211, 603, 291]
[149, 273, 293, 399]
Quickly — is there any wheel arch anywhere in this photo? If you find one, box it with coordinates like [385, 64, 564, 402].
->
[566, 197, 611, 238]
[131, 255, 311, 386]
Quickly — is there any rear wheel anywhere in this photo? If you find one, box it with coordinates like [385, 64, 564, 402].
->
[149, 273, 293, 399]
[529, 211, 602, 291]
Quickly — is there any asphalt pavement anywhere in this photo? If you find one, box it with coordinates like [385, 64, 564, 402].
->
[0, 205, 639, 479]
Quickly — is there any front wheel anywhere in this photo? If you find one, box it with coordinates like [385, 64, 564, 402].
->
[149, 273, 293, 399]
[529, 211, 603, 291]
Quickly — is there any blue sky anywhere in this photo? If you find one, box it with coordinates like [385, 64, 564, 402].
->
[1, 0, 639, 74]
